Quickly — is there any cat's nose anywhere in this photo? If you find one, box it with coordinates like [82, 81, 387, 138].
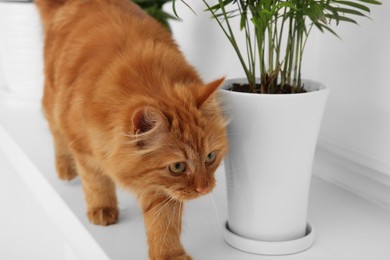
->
[195, 186, 208, 194]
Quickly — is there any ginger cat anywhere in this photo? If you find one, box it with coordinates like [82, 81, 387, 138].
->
[35, 0, 228, 259]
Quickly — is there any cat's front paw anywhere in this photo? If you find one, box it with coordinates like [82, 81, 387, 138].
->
[87, 207, 118, 226]
[170, 253, 192, 260]
[151, 250, 192, 260]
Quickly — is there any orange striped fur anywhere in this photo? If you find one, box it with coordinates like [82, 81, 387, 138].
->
[35, 0, 228, 259]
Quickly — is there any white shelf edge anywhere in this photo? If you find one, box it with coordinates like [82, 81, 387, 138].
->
[0, 125, 110, 260]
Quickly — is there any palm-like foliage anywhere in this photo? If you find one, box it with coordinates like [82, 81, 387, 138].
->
[133, 0, 177, 29]
[174, 0, 382, 93]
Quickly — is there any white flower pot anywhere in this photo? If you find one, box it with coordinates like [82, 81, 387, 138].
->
[220, 78, 329, 255]
[0, 2, 44, 102]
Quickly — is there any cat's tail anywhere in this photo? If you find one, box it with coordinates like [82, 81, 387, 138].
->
[35, 0, 68, 31]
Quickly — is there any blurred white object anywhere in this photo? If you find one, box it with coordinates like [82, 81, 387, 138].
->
[0, 54, 5, 91]
[0, 1, 44, 102]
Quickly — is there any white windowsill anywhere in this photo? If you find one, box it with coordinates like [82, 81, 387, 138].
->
[1, 96, 390, 260]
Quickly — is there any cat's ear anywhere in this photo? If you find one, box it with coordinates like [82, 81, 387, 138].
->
[196, 77, 225, 108]
[132, 106, 167, 136]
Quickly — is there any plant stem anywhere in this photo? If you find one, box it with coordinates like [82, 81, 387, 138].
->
[284, 14, 295, 88]
[278, 9, 287, 87]
[202, 0, 253, 89]
[238, 0, 256, 90]
[298, 23, 314, 89]
[293, 21, 302, 91]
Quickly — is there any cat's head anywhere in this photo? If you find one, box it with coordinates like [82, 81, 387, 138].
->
[116, 78, 228, 201]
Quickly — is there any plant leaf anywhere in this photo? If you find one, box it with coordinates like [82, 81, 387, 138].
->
[334, 0, 370, 12]
[334, 7, 368, 17]
[207, 0, 234, 11]
[357, 0, 382, 5]
[313, 20, 340, 39]
[325, 14, 358, 24]
[172, 0, 196, 18]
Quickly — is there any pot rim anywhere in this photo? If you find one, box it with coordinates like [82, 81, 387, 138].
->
[220, 78, 329, 98]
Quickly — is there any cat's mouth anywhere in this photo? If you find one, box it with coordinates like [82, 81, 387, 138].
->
[167, 187, 213, 201]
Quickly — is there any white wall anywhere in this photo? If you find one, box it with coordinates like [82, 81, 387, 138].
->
[169, 2, 390, 178]
[314, 4, 390, 176]
[169, 1, 249, 82]
[0, 51, 6, 91]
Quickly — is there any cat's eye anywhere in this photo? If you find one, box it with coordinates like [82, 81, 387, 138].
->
[169, 162, 187, 176]
[205, 151, 217, 165]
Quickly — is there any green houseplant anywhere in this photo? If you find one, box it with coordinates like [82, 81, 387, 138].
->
[133, 0, 177, 29]
[175, 0, 382, 93]
[173, 0, 382, 255]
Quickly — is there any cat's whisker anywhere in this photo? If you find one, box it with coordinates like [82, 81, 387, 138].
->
[223, 166, 244, 174]
[147, 196, 172, 216]
[143, 198, 169, 220]
[225, 176, 241, 183]
[224, 181, 244, 194]
[225, 171, 254, 184]
[209, 193, 222, 229]
[146, 197, 174, 232]
[139, 192, 167, 201]
[178, 201, 183, 232]
[160, 199, 178, 254]
[181, 203, 198, 241]
[141, 196, 170, 219]
[131, 192, 171, 223]
[224, 181, 244, 190]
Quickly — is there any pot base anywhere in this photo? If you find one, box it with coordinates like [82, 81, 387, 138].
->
[223, 221, 315, 255]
